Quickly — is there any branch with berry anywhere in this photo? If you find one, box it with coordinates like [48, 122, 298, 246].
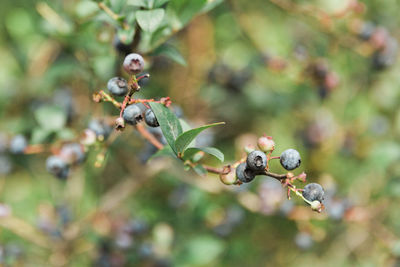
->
[88, 53, 326, 213]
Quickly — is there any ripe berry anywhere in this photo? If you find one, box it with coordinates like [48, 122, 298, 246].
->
[246, 150, 267, 171]
[257, 136, 275, 152]
[46, 155, 69, 179]
[60, 143, 85, 164]
[107, 77, 128, 96]
[123, 104, 143, 125]
[123, 53, 144, 75]
[0, 155, 12, 175]
[9, 135, 27, 154]
[144, 109, 159, 127]
[302, 183, 324, 202]
[280, 149, 301, 170]
[88, 119, 112, 140]
[235, 162, 256, 183]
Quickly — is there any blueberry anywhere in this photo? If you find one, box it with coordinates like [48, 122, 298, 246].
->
[302, 183, 324, 202]
[294, 232, 313, 250]
[219, 171, 237, 185]
[123, 104, 143, 125]
[280, 149, 301, 170]
[123, 53, 145, 75]
[144, 109, 159, 127]
[0, 155, 12, 175]
[235, 163, 256, 183]
[88, 119, 112, 140]
[358, 21, 375, 40]
[52, 88, 74, 121]
[46, 155, 69, 179]
[59, 143, 85, 164]
[107, 77, 128, 96]
[9, 135, 27, 154]
[246, 150, 267, 171]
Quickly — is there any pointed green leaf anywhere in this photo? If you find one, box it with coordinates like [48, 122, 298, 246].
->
[136, 9, 165, 32]
[34, 105, 67, 131]
[148, 102, 182, 154]
[183, 147, 224, 162]
[152, 44, 186, 66]
[179, 119, 191, 132]
[193, 164, 207, 176]
[175, 122, 225, 154]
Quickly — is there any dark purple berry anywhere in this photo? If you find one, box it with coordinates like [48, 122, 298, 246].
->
[107, 77, 128, 96]
[246, 150, 267, 171]
[235, 162, 256, 183]
[9, 135, 27, 154]
[59, 143, 85, 164]
[302, 183, 324, 202]
[88, 119, 112, 140]
[123, 53, 144, 74]
[46, 156, 69, 179]
[280, 149, 301, 170]
[122, 104, 143, 125]
[144, 109, 159, 127]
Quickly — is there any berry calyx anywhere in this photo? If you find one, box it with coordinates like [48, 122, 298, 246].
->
[280, 149, 301, 170]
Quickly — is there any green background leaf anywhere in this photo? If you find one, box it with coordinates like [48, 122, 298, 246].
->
[184, 147, 224, 162]
[136, 9, 165, 32]
[34, 105, 67, 131]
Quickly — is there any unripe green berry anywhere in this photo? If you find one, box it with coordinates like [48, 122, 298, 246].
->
[257, 136, 275, 152]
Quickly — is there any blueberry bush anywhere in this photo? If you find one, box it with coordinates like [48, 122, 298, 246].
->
[0, 0, 399, 266]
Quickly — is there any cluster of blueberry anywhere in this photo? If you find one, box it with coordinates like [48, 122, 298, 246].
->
[305, 61, 340, 99]
[220, 135, 325, 211]
[0, 134, 28, 176]
[45, 119, 111, 179]
[354, 20, 398, 70]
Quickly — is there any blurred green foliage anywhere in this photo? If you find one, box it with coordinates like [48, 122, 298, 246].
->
[0, 0, 400, 266]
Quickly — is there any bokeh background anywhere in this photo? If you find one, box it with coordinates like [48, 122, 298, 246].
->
[0, 0, 400, 266]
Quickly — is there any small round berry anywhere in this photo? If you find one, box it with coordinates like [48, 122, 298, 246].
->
[80, 129, 97, 146]
[0, 155, 12, 175]
[235, 162, 256, 183]
[60, 143, 85, 165]
[9, 135, 27, 154]
[257, 136, 275, 152]
[280, 149, 301, 170]
[123, 53, 144, 75]
[46, 156, 69, 179]
[107, 77, 128, 96]
[88, 119, 112, 140]
[246, 150, 267, 172]
[115, 117, 125, 130]
[144, 109, 159, 127]
[310, 200, 322, 212]
[123, 104, 143, 125]
[302, 183, 324, 202]
[219, 170, 237, 185]
[294, 232, 313, 250]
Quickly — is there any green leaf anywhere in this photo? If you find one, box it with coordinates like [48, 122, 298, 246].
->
[179, 119, 191, 132]
[148, 102, 182, 154]
[184, 147, 224, 162]
[182, 236, 224, 265]
[34, 105, 67, 131]
[31, 127, 52, 144]
[174, 122, 225, 154]
[136, 9, 165, 32]
[148, 145, 175, 161]
[154, 0, 169, 8]
[152, 44, 186, 66]
[193, 164, 207, 176]
[126, 0, 148, 7]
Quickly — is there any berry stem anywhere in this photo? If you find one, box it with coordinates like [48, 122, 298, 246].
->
[95, 90, 121, 108]
[97, 2, 129, 30]
[135, 124, 164, 150]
